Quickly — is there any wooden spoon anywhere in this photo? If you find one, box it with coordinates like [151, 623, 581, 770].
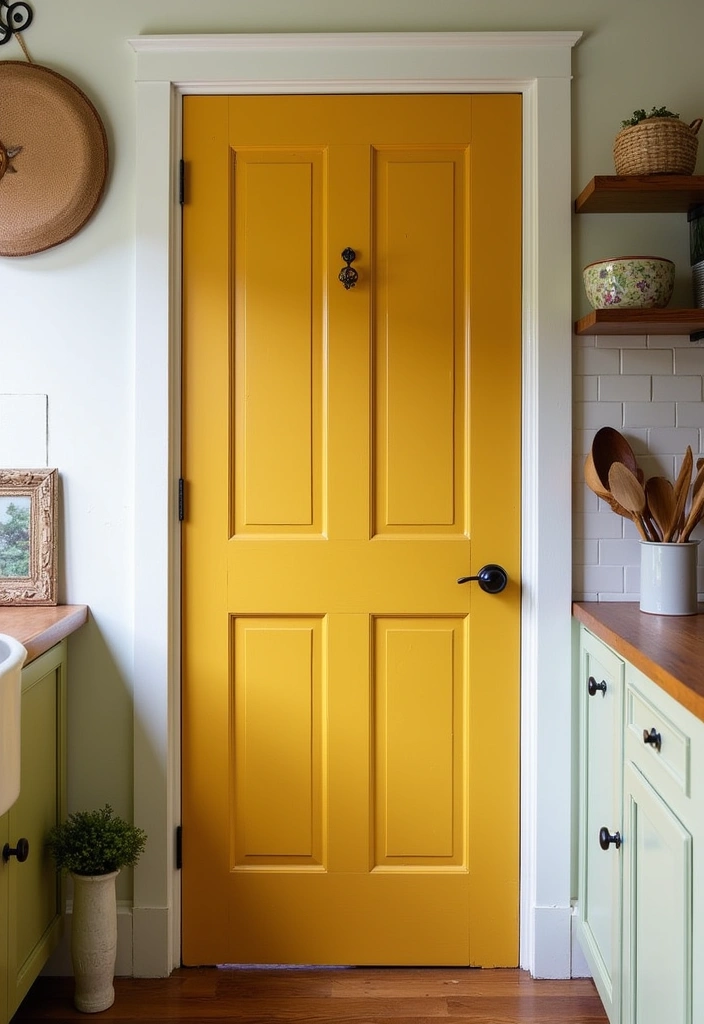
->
[664, 446, 693, 542]
[608, 462, 649, 540]
[592, 427, 640, 489]
[644, 477, 673, 542]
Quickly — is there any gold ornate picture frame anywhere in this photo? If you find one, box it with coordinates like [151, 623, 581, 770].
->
[0, 469, 58, 605]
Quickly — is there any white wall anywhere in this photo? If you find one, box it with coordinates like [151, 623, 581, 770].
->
[1, 0, 702, 971]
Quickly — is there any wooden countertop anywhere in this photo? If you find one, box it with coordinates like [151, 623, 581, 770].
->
[0, 605, 88, 664]
[573, 601, 704, 722]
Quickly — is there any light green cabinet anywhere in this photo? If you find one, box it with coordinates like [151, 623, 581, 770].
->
[0, 641, 66, 1024]
[577, 626, 704, 1024]
[576, 629, 624, 1023]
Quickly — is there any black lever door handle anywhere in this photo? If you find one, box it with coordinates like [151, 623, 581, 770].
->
[457, 564, 508, 594]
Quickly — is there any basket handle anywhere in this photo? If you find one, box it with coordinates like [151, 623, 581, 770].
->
[689, 118, 703, 136]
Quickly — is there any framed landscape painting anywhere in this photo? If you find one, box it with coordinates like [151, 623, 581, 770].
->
[0, 469, 58, 605]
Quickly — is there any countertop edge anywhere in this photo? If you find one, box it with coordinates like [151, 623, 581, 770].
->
[573, 601, 704, 723]
[0, 605, 89, 664]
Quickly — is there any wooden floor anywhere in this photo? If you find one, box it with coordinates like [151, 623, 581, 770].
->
[15, 967, 608, 1023]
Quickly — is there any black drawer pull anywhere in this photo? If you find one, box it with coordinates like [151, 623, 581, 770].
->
[643, 727, 662, 752]
[3, 838, 29, 863]
[599, 827, 621, 851]
[588, 676, 607, 697]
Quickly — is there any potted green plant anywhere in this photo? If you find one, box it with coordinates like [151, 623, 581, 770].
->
[614, 106, 702, 176]
[46, 805, 147, 1014]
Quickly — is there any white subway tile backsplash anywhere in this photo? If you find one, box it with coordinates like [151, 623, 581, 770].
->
[596, 334, 647, 349]
[624, 565, 640, 594]
[674, 347, 704, 374]
[573, 339, 704, 602]
[637, 454, 676, 481]
[574, 402, 623, 429]
[573, 429, 598, 455]
[619, 428, 648, 455]
[647, 334, 693, 348]
[598, 375, 650, 402]
[574, 565, 625, 594]
[676, 403, 704, 428]
[623, 402, 675, 428]
[574, 512, 624, 540]
[652, 376, 702, 402]
[599, 538, 641, 566]
[575, 539, 599, 565]
[573, 480, 599, 513]
[648, 427, 700, 455]
[621, 349, 673, 375]
[575, 375, 598, 401]
[575, 347, 620, 376]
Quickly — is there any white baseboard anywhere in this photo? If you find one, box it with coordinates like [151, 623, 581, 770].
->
[132, 906, 172, 978]
[570, 906, 592, 978]
[531, 905, 572, 979]
[42, 902, 133, 978]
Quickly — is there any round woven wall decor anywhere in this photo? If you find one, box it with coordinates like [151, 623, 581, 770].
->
[0, 61, 108, 257]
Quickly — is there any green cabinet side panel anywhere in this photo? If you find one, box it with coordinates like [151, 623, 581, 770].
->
[1, 641, 67, 1024]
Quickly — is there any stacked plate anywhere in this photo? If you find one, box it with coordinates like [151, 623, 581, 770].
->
[693, 260, 704, 307]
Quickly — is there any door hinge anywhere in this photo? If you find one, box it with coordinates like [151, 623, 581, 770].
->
[178, 478, 186, 522]
[179, 159, 186, 205]
[175, 825, 182, 870]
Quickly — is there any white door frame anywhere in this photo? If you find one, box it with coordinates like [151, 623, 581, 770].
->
[128, 30, 581, 979]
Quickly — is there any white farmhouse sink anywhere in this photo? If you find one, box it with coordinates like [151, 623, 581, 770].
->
[0, 634, 27, 817]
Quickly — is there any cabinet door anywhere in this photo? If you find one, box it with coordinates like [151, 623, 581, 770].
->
[622, 761, 692, 1024]
[577, 628, 624, 1023]
[6, 643, 66, 1019]
[0, 812, 8, 1024]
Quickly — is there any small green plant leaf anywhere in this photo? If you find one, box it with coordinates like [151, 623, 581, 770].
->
[46, 805, 147, 876]
[620, 106, 680, 128]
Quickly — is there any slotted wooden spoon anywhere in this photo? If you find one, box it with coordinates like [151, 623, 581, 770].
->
[608, 462, 649, 540]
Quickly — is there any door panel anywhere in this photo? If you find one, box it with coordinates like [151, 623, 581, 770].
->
[182, 93, 522, 967]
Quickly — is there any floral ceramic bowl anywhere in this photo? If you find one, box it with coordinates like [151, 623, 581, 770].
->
[583, 256, 675, 309]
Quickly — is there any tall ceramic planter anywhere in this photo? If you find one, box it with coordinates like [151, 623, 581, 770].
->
[70, 870, 119, 1013]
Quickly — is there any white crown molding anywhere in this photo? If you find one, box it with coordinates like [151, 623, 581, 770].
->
[128, 31, 582, 87]
[128, 30, 583, 52]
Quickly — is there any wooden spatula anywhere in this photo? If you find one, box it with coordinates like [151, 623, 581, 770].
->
[664, 446, 693, 541]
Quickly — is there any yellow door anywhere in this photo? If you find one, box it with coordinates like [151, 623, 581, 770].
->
[182, 94, 521, 967]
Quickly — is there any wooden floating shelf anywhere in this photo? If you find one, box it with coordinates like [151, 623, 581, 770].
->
[575, 308, 704, 337]
[575, 175, 704, 214]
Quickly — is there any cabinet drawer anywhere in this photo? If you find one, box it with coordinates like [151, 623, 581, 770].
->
[626, 681, 690, 797]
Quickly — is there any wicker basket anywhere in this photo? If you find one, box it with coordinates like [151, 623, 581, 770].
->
[613, 117, 702, 175]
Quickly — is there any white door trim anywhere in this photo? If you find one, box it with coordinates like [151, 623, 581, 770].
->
[128, 30, 581, 978]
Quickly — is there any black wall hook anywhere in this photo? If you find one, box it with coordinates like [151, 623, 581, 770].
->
[0, 1, 33, 46]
